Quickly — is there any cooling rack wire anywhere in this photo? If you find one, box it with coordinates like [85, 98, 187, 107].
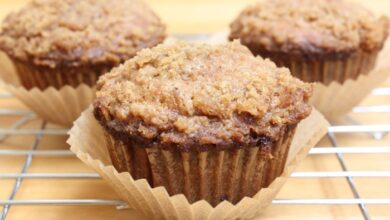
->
[1, 81, 390, 219]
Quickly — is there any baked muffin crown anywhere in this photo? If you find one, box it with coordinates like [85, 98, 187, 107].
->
[94, 41, 312, 150]
[0, 0, 166, 68]
[229, 0, 389, 59]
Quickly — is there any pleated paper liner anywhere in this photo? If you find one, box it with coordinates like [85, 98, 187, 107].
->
[67, 107, 329, 220]
[0, 52, 96, 126]
[1, 82, 95, 126]
[310, 68, 389, 120]
[263, 50, 378, 85]
[207, 32, 390, 121]
[0, 52, 19, 85]
[310, 38, 390, 121]
[11, 59, 107, 90]
[103, 125, 295, 206]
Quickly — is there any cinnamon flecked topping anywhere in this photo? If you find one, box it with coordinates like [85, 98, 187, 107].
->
[0, 0, 166, 68]
[229, 0, 389, 57]
[94, 41, 312, 149]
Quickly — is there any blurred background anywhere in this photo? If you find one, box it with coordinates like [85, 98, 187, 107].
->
[0, 0, 389, 34]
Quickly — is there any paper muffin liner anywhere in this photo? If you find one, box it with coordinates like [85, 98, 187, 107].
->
[270, 51, 379, 85]
[267, 49, 389, 120]
[3, 83, 95, 126]
[104, 125, 295, 206]
[11, 59, 109, 90]
[0, 53, 96, 126]
[0, 52, 19, 85]
[68, 107, 328, 220]
[310, 68, 389, 120]
[309, 38, 390, 120]
[271, 49, 390, 120]
[208, 32, 390, 121]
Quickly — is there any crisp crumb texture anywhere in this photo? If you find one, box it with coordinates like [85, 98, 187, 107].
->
[230, 0, 389, 56]
[0, 0, 166, 68]
[94, 41, 313, 149]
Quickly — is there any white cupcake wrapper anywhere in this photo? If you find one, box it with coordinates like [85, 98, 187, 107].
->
[310, 39, 390, 120]
[67, 107, 328, 220]
[208, 32, 390, 121]
[310, 68, 389, 120]
[0, 81, 95, 126]
[0, 52, 96, 126]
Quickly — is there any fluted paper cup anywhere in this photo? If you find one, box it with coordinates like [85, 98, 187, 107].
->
[102, 125, 296, 206]
[273, 42, 390, 120]
[10, 59, 106, 90]
[309, 38, 390, 120]
[310, 68, 389, 120]
[67, 106, 328, 220]
[1, 82, 96, 126]
[211, 32, 390, 121]
[0, 52, 96, 126]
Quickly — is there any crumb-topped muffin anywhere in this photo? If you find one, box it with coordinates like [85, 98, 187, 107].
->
[229, 0, 389, 84]
[0, 0, 166, 89]
[93, 41, 312, 205]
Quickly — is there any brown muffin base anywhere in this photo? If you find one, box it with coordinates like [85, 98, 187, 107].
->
[249, 49, 379, 85]
[12, 59, 112, 90]
[103, 126, 296, 206]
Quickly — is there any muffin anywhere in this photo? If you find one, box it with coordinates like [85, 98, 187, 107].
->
[229, 0, 389, 85]
[93, 41, 313, 206]
[0, 0, 166, 90]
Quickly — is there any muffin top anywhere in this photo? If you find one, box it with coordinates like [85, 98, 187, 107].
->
[94, 41, 312, 150]
[0, 0, 166, 68]
[229, 0, 389, 59]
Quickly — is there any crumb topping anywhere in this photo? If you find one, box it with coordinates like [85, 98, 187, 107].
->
[229, 0, 389, 56]
[0, 0, 166, 68]
[94, 41, 312, 148]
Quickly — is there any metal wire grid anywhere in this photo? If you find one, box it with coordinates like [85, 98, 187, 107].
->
[0, 88, 390, 220]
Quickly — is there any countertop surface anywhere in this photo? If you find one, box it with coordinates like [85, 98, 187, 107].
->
[1, 0, 390, 219]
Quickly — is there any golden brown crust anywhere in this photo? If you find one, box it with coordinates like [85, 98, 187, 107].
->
[0, 0, 166, 68]
[93, 41, 312, 149]
[229, 0, 389, 60]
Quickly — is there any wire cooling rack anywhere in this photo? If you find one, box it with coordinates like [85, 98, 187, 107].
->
[1, 85, 390, 220]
